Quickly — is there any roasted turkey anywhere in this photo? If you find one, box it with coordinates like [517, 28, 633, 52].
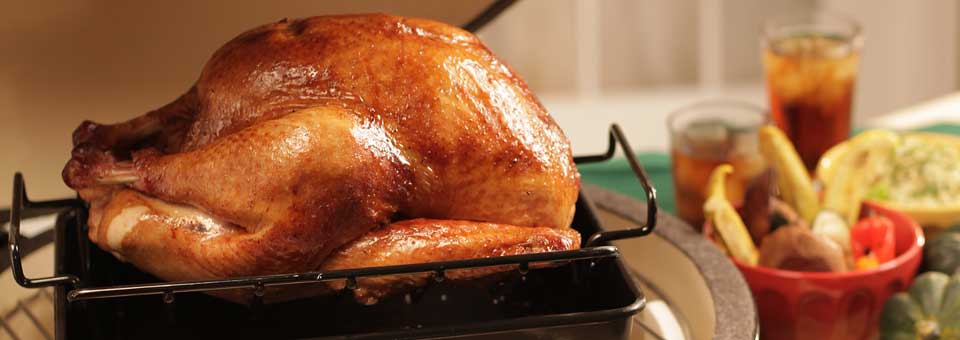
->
[63, 14, 581, 304]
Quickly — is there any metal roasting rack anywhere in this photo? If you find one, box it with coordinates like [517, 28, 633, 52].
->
[462, 0, 517, 33]
[7, 124, 657, 338]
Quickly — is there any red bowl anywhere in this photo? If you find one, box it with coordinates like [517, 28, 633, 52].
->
[718, 202, 924, 340]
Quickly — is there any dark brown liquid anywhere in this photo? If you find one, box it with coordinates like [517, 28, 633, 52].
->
[767, 83, 854, 171]
[764, 34, 859, 170]
[671, 147, 769, 236]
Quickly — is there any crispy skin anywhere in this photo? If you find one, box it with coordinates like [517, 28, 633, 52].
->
[62, 14, 581, 301]
[65, 14, 579, 232]
[322, 218, 580, 304]
[94, 189, 245, 280]
[93, 191, 578, 304]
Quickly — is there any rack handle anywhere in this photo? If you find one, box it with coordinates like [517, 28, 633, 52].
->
[462, 0, 517, 33]
[9, 173, 81, 289]
[575, 124, 658, 246]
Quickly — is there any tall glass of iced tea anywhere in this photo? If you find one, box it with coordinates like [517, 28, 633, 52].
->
[668, 100, 769, 233]
[763, 13, 863, 171]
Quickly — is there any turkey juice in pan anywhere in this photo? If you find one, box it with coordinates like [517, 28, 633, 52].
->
[62, 14, 583, 304]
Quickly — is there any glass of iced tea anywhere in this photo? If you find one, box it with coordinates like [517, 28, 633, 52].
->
[669, 100, 770, 234]
[763, 12, 863, 171]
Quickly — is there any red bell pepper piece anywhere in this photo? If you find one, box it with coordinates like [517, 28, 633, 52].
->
[850, 216, 896, 269]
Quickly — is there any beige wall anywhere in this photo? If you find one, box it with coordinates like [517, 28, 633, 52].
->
[0, 0, 491, 207]
[821, 0, 958, 119]
[2, 1, 958, 207]
[480, 0, 958, 115]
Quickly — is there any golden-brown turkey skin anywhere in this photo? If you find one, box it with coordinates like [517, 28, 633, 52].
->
[322, 218, 580, 304]
[93, 190, 579, 304]
[63, 14, 580, 293]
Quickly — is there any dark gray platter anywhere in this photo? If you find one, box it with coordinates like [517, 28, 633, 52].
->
[584, 185, 759, 340]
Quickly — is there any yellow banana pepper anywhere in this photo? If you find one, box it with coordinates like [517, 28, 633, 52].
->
[704, 164, 759, 265]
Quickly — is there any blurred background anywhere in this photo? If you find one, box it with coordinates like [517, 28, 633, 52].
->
[1, 0, 958, 206]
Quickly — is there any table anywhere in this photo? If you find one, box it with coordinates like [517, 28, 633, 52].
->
[580, 123, 960, 214]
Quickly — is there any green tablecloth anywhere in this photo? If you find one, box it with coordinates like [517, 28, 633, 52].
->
[579, 124, 960, 214]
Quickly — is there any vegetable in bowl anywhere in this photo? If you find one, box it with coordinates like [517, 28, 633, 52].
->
[706, 126, 910, 273]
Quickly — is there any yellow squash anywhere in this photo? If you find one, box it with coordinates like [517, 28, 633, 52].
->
[817, 130, 899, 225]
[759, 126, 820, 223]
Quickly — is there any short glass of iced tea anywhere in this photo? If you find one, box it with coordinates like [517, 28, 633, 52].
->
[668, 100, 770, 233]
[763, 12, 863, 171]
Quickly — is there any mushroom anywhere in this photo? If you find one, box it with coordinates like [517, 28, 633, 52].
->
[759, 225, 848, 272]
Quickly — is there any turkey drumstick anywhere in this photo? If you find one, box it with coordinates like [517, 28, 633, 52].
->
[72, 106, 411, 273]
[72, 87, 197, 154]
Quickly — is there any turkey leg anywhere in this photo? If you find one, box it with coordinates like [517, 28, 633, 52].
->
[72, 105, 413, 272]
[322, 218, 580, 305]
[72, 87, 198, 155]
